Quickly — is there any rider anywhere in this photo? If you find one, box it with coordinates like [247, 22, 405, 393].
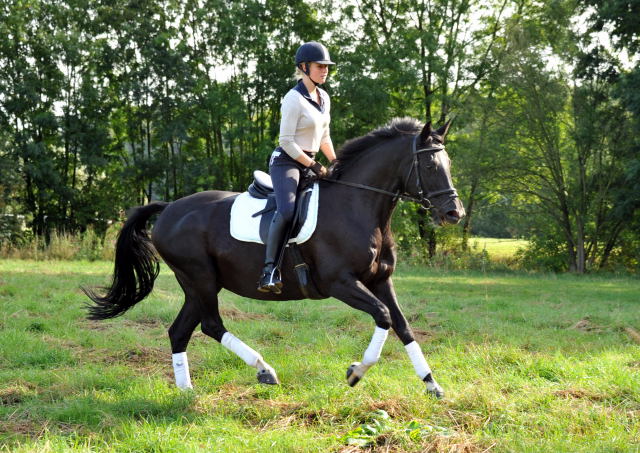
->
[257, 41, 337, 294]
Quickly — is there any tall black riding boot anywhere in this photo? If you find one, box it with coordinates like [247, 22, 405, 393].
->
[257, 212, 288, 294]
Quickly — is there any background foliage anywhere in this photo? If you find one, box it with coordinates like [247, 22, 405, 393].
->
[0, 0, 638, 272]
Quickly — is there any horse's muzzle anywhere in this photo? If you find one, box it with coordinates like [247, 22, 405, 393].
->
[444, 209, 463, 224]
[433, 198, 465, 225]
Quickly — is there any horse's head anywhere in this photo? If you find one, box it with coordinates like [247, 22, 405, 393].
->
[405, 121, 465, 225]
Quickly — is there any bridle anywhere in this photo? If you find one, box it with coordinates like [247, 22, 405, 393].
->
[325, 135, 458, 209]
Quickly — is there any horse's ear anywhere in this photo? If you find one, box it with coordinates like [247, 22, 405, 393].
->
[420, 121, 432, 141]
[436, 120, 452, 138]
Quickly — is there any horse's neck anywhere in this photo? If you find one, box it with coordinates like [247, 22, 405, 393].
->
[330, 146, 406, 228]
[338, 144, 405, 191]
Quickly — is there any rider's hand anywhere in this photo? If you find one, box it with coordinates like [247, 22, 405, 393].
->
[310, 161, 328, 178]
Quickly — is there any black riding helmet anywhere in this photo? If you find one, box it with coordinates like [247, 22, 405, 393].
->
[295, 42, 335, 85]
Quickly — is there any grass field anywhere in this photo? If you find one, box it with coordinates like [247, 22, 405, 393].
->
[467, 238, 529, 260]
[0, 259, 639, 452]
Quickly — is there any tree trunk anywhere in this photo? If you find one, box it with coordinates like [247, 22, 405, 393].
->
[598, 220, 625, 269]
[417, 206, 437, 259]
[461, 178, 478, 250]
[575, 218, 586, 273]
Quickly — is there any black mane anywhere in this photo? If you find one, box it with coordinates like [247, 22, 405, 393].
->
[332, 117, 421, 177]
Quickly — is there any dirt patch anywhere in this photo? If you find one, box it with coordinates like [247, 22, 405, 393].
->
[337, 432, 493, 453]
[195, 383, 259, 409]
[111, 346, 167, 365]
[626, 409, 640, 422]
[194, 384, 335, 428]
[444, 408, 488, 433]
[122, 318, 164, 329]
[413, 328, 435, 342]
[553, 388, 605, 401]
[624, 327, 640, 344]
[391, 328, 434, 344]
[81, 345, 168, 369]
[569, 318, 603, 332]
[407, 312, 439, 323]
[83, 320, 111, 331]
[251, 407, 336, 431]
[337, 446, 405, 453]
[419, 436, 495, 453]
[367, 399, 414, 419]
[220, 306, 271, 321]
[84, 318, 165, 331]
[0, 419, 86, 438]
[0, 420, 43, 436]
[0, 384, 35, 406]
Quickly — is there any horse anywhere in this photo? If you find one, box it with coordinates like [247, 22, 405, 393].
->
[84, 117, 465, 398]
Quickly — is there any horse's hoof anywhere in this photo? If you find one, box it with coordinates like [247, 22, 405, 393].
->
[423, 373, 444, 399]
[257, 369, 280, 385]
[346, 362, 362, 387]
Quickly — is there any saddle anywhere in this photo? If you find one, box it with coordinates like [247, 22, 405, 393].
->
[247, 170, 315, 244]
[233, 170, 318, 298]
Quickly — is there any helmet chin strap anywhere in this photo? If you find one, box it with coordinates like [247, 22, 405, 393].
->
[303, 63, 321, 86]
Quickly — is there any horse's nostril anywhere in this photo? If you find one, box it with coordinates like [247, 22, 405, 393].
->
[446, 210, 460, 219]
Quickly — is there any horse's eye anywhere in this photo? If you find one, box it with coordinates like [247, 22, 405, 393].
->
[425, 155, 437, 169]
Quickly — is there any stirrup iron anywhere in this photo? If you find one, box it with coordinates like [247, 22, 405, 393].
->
[257, 265, 282, 294]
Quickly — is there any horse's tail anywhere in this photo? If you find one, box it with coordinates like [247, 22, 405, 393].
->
[83, 201, 169, 320]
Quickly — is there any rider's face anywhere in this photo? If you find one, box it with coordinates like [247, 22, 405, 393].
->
[308, 62, 329, 84]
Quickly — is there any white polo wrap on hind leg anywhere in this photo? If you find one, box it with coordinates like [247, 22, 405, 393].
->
[221, 332, 262, 367]
[221, 332, 276, 376]
[361, 327, 389, 370]
[405, 341, 432, 379]
[172, 352, 193, 390]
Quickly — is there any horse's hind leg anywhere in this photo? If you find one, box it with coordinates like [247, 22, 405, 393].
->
[169, 297, 201, 389]
[172, 267, 280, 387]
[371, 278, 444, 399]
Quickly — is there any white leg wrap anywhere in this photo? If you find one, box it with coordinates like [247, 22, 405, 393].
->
[172, 352, 193, 390]
[362, 327, 389, 366]
[405, 341, 432, 379]
[221, 332, 262, 368]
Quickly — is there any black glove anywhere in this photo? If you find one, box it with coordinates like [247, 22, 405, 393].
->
[309, 161, 328, 178]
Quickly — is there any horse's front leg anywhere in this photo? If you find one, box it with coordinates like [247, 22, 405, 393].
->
[329, 276, 392, 387]
[370, 277, 444, 399]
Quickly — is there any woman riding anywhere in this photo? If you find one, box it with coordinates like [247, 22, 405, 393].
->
[257, 41, 337, 294]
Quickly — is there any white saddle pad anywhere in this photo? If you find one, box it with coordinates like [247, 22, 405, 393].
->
[230, 183, 320, 244]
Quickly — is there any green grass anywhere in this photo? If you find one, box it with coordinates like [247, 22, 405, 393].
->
[468, 237, 529, 260]
[1, 260, 639, 452]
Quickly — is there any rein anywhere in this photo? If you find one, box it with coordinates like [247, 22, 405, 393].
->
[325, 135, 457, 208]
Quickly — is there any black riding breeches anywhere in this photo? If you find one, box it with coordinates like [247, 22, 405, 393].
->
[269, 148, 312, 223]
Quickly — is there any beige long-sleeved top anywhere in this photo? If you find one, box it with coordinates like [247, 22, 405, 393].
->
[278, 80, 332, 159]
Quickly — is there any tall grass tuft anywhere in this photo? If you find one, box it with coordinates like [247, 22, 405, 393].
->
[0, 225, 118, 261]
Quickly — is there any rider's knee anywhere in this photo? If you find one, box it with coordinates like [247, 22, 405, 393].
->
[278, 206, 295, 223]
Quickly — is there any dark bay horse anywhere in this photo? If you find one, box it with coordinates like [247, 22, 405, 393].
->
[84, 118, 464, 398]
